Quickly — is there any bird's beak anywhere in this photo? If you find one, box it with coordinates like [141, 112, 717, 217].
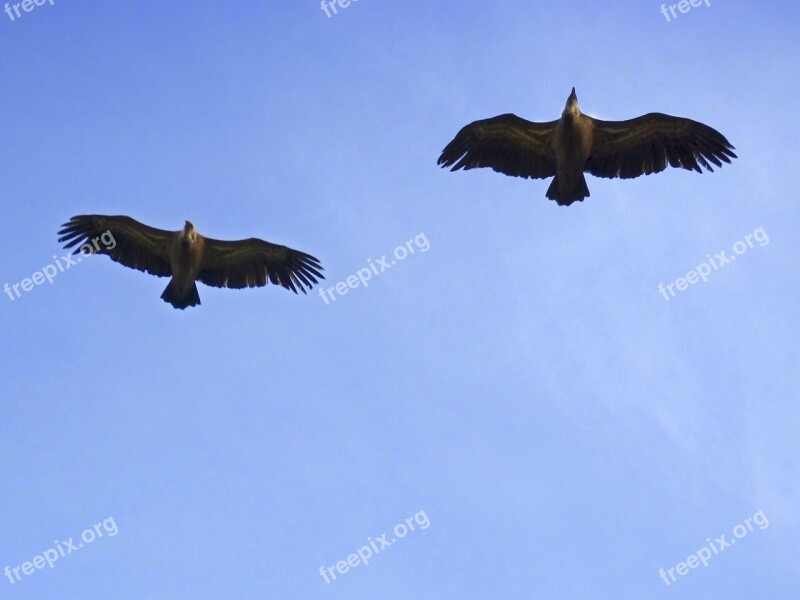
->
[569, 87, 577, 102]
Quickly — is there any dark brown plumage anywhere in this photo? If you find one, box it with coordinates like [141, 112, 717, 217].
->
[58, 215, 324, 309]
[438, 88, 737, 205]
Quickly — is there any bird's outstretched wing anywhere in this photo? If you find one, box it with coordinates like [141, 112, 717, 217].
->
[58, 215, 174, 277]
[438, 114, 558, 179]
[585, 113, 737, 179]
[197, 238, 324, 294]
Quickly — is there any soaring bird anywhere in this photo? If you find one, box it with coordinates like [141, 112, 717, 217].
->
[58, 215, 324, 309]
[437, 88, 737, 206]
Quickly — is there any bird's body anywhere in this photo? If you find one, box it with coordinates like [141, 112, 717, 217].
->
[58, 215, 324, 309]
[438, 88, 737, 205]
[161, 222, 205, 308]
[551, 91, 594, 203]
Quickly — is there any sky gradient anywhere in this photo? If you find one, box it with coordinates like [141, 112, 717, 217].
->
[1, 1, 798, 598]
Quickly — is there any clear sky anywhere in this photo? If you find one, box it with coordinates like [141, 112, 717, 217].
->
[1, 1, 798, 598]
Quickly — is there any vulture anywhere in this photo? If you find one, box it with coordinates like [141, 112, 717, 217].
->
[437, 88, 737, 205]
[58, 215, 324, 309]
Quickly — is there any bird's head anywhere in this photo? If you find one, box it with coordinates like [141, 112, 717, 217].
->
[180, 220, 197, 243]
[563, 87, 580, 118]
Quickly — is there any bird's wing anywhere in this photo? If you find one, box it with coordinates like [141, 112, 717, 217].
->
[585, 113, 737, 179]
[58, 215, 174, 277]
[197, 237, 324, 294]
[437, 114, 558, 179]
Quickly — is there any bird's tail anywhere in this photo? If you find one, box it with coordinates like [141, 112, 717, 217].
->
[546, 174, 590, 206]
[161, 280, 201, 310]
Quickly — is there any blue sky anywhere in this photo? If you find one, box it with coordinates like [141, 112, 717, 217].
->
[1, 0, 798, 598]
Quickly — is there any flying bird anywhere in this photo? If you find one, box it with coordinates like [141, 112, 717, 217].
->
[58, 215, 324, 309]
[437, 88, 737, 205]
